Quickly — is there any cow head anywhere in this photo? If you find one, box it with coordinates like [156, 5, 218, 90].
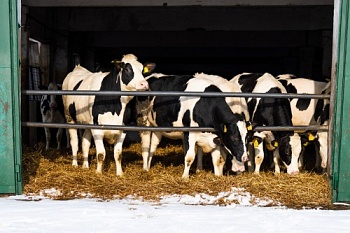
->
[277, 133, 301, 174]
[111, 54, 155, 91]
[217, 116, 248, 172]
[47, 82, 60, 109]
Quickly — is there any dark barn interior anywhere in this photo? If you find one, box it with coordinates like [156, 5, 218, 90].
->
[20, 1, 334, 147]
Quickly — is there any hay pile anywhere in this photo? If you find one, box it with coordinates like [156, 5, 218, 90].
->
[22, 142, 335, 209]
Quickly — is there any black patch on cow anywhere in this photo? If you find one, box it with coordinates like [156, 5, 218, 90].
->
[123, 97, 136, 125]
[182, 110, 191, 154]
[69, 102, 77, 123]
[280, 80, 297, 95]
[73, 80, 83, 90]
[182, 109, 191, 127]
[237, 73, 263, 94]
[92, 69, 122, 125]
[120, 63, 134, 86]
[295, 98, 311, 111]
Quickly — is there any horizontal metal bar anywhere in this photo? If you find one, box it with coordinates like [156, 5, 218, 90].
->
[22, 122, 329, 132]
[22, 90, 330, 99]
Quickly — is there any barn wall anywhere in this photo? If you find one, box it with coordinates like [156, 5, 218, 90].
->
[25, 5, 334, 82]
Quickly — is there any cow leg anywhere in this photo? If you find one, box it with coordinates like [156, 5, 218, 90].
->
[211, 147, 224, 176]
[182, 133, 196, 179]
[93, 134, 106, 174]
[56, 127, 63, 150]
[148, 132, 163, 170]
[196, 147, 204, 172]
[140, 131, 151, 171]
[44, 127, 51, 150]
[317, 131, 328, 172]
[254, 143, 264, 174]
[114, 132, 126, 176]
[68, 128, 79, 167]
[273, 150, 281, 174]
[81, 129, 92, 168]
[247, 143, 255, 172]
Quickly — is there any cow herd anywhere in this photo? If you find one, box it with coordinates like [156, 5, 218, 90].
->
[39, 53, 330, 178]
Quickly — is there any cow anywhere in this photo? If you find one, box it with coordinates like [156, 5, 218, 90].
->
[62, 54, 155, 176]
[230, 72, 301, 175]
[40, 82, 69, 150]
[276, 74, 330, 172]
[136, 72, 250, 178]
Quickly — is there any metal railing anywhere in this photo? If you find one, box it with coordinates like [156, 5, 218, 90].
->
[21, 90, 330, 132]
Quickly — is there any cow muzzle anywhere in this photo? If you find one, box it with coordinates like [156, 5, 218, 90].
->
[231, 156, 245, 173]
[137, 80, 149, 91]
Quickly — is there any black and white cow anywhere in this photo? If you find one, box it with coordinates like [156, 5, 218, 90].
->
[137, 72, 250, 178]
[40, 82, 69, 150]
[62, 54, 155, 176]
[276, 74, 330, 171]
[230, 72, 301, 175]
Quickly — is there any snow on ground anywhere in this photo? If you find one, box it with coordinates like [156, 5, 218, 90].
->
[1, 189, 350, 233]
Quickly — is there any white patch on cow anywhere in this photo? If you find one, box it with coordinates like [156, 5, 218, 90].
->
[317, 131, 328, 168]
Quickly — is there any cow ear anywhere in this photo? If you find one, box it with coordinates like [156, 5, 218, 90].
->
[251, 136, 262, 148]
[271, 140, 279, 148]
[223, 124, 228, 133]
[143, 62, 156, 75]
[213, 137, 222, 145]
[307, 132, 317, 141]
[246, 121, 255, 131]
[111, 60, 124, 70]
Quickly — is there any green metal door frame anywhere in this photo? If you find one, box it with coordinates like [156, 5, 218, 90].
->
[0, 0, 22, 194]
[332, 0, 350, 203]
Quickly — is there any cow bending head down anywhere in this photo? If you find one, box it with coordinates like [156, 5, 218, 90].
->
[62, 54, 155, 176]
[230, 72, 300, 175]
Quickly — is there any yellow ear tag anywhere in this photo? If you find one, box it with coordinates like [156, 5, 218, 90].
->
[303, 142, 309, 146]
[273, 141, 279, 148]
[247, 125, 253, 131]
[253, 140, 259, 148]
[223, 125, 227, 133]
[308, 133, 315, 141]
[143, 66, 149, 73]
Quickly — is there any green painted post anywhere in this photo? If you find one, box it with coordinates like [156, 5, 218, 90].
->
[332, 0, 350, 203]
[0, 0, 22, 194]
